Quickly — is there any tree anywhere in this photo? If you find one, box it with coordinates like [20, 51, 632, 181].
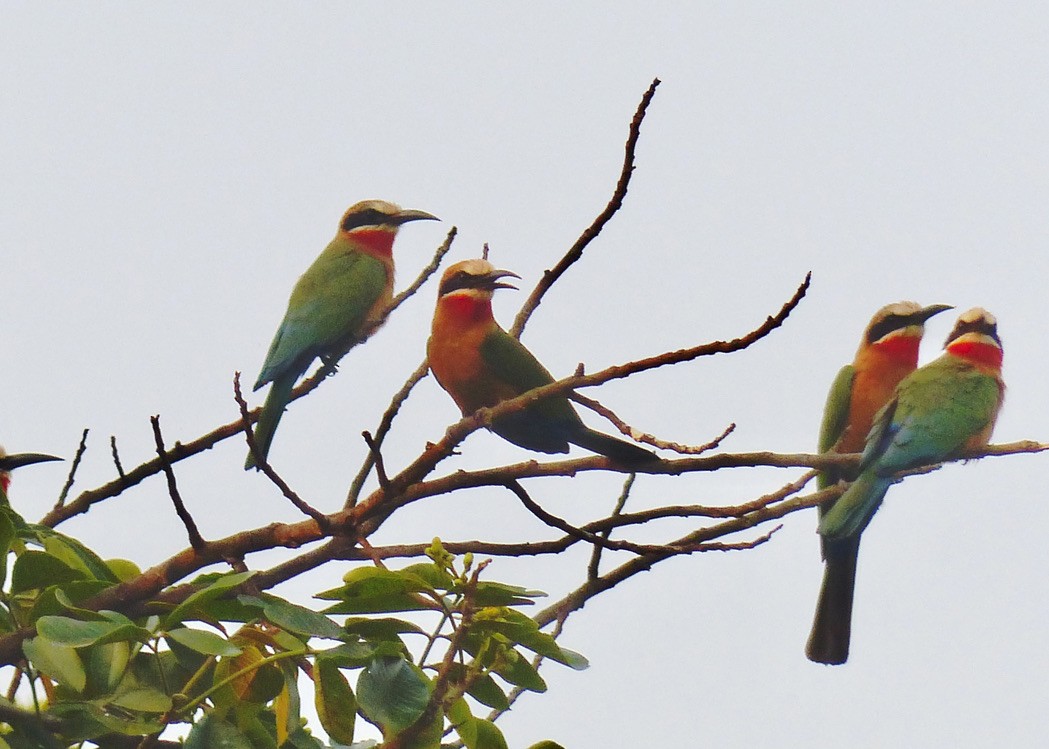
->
[0, 79, 1040, 749]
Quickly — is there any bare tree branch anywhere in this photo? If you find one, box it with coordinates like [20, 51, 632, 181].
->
[235, 372, 331, 533]
[54, 427, 89, 509]
[150, 415, 206, 552]
[511, 78, 661, 338]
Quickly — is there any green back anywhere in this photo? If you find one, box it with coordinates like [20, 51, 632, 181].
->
[817, 364, 855, 489]
[257, 240, 390, 386]
[478, 328, 584, 451]
[865, 354, 1001, 474]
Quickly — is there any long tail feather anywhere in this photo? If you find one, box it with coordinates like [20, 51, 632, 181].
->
[806, 536, 860, 664]
[568, 427, 659, 465]
[245, 373, 296, 470]
[818, 471, 891, 539]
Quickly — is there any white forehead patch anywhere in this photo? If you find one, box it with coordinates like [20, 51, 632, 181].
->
[873, 301, 922, 319]
[958, 306, 996, 326]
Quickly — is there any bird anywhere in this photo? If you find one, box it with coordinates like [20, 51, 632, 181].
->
[246, 200, 438, 469]
[427, 259, 658, 465]
[815, 307, 1004, 659]
[0, 447, 63, 505]
[806, 301, 952, 664]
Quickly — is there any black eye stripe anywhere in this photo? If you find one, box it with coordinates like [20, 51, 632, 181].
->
[946, 319, 1000, 346]
[341, 208, 388, 232]
[439, 271, 478, 296]
[865, 314, 911, 344]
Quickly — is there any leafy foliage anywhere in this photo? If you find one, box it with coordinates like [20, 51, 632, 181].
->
[0, 510, 579, 748]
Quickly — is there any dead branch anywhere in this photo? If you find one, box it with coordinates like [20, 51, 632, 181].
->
[150, 415, 206, 552]
[54, 428, 89, 509]
[511, 78, 661, 338]
[235, 373, 331, 533]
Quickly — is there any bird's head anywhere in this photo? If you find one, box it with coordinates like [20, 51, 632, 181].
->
[339, 200, 439, 233]
[860, 301, 953, 360]
[944, 307, 1003, 370]
[0, 446, 63, 495]
[437, 259, 521, 302]
[336, 200, 438, 257]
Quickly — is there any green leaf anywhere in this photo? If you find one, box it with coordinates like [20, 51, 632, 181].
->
[314, 640, 406, 669]
[399, 562, 455, 590]
[477, 645, 546, 693]
[185, 712, 254, 749]
[449, 699, 510, 749]
[163, 570, 256, 628]
[23, 636, 86, 693]
[85, 640, 130, 694]
[40, 532, 119, 583]
[11, 551, 83, 593]
[109, 684, 173, 712]
[472, 581, 545, 607]
[37, 615, 150, 648]
[472, 610, 588, 670]
[471, 719, 510, 749]
[28, 580, 111, 622]
[314, 656, 357, 744]
[239, 594, 344, 639]
[356, 656, 431, 734]
[342, 617, 425, 639]
[166, 627, 242, 656]
[105, 557, 142, 582]
[461, 671, 510, 711]
[318, 567, 438, 615]
[527, 742, 567, 749]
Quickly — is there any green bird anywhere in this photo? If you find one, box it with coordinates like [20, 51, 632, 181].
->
[246, 200, 438, 469]
[807, 301, 952, 665]
[427, 259, 658, 465]
[817, 308, 1004, 647]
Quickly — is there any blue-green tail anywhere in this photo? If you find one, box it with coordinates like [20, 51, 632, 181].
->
[818, 471, 892, 539]
[245, 373, 296, 470]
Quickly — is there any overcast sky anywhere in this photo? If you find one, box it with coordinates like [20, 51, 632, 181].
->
[3, 4, 1048, 747]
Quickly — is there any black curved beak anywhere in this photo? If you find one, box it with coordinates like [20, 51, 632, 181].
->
[391, 208, 440, 225]
[913, 303, 953, 325]
[484, 269, 521, 291]
[0, 453, 63, 471]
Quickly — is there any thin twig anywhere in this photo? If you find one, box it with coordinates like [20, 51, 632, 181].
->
[111, 435, 126, 479]
[234, 373, 331, 534]
[54, 428, 89, 509]
[511, 78, 661, 338]
[587, 474, 634, 580]
[361, 431, 391, 493]
[505, 479, 775, 556]
[150, 416, 206, 551]
[572, 392, 736, 455]
[345, 358, 431, 508]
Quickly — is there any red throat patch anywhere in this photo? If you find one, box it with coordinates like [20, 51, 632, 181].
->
[443, 294, 492, 323]
[348, 228, 396, 258]
[947, 340, 1003, 369]
[873, 333, 921, 363]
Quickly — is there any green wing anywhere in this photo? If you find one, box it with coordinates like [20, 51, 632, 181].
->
[817, 364, 855, 489]
[477, 329, 583, 452]
[257, 244, 389, 387]
[873, 357, 1001, 473]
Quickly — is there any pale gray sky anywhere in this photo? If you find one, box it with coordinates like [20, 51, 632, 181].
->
[3, 4, 1047, 747]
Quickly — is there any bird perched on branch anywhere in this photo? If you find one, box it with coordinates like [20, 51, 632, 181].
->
[427, 258, 658, 465]
[814, 307, 1004, 662]
[246, 200, 438, 470]
[0, 447, 62, 504]
[807, 301, 952, 664]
